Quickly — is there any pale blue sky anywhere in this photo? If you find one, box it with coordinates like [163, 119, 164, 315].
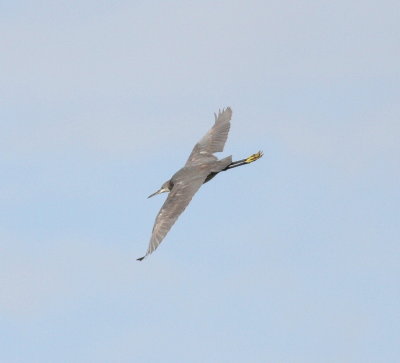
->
[1, 1, 399, 362]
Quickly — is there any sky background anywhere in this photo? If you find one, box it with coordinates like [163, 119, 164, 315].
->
[1, 1, 399, 362]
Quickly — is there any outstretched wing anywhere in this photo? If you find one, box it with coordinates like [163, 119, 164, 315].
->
[185, 107, 232, 166]
[138, 168, 209, 260]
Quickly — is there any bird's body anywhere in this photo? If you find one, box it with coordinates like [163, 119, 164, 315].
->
[138, 108, 262, 260]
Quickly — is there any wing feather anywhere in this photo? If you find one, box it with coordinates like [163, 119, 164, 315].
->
[139, 168, 209, 260]
[185, 107, 232, 166]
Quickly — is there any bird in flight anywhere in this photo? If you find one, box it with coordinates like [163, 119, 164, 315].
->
[137, 107, 263, 260]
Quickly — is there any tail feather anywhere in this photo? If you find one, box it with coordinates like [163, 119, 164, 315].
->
[211, 155, 232, 172]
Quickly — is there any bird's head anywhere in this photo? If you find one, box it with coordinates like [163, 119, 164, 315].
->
[147, 179, 173, 198]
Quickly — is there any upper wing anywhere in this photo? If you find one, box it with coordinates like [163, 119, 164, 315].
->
[185, 107, 232, 166]
[138, 168, 209, 260]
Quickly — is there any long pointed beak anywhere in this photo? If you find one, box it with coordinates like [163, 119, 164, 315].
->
[147, 188, 168, 199]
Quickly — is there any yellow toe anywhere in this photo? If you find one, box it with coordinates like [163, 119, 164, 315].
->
[245, 151, 263, 163]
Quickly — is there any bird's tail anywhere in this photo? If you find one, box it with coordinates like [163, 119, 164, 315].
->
[211, 156, 232, 172]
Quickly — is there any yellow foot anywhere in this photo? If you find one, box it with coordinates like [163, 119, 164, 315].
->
[245, 151, 263, 163]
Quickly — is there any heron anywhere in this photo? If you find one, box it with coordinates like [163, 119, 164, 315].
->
[137, 107, 263, 261]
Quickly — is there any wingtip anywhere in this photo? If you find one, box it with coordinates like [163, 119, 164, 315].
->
[214, 107, 232, 122]
[137, 255, 146, 261]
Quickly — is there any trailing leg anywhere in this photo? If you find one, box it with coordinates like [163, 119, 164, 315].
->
[223, 150, 263, 171]
[204, 151, 263, 183]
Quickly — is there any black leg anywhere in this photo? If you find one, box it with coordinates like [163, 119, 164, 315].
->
[223, 151, 263, 171]
[204, 151, 263, 184]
